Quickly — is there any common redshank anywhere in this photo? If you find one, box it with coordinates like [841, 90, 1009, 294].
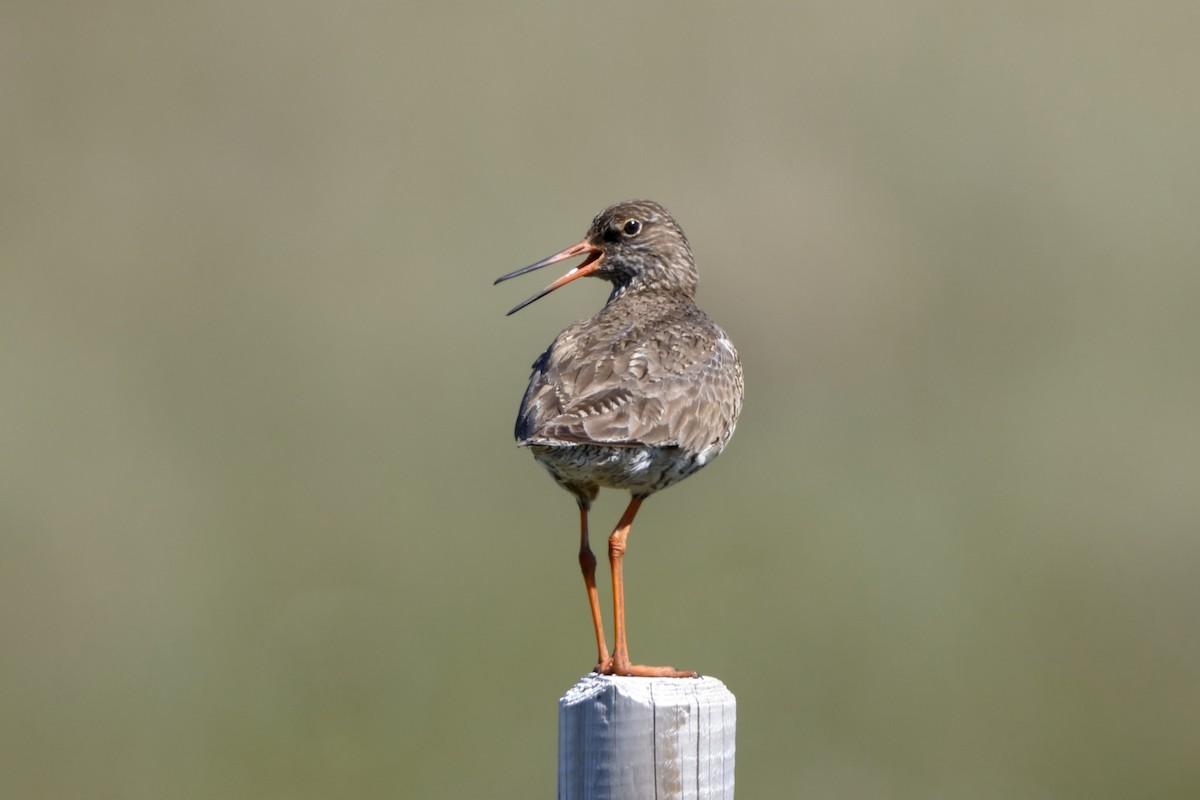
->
[495, 200, 743, 678]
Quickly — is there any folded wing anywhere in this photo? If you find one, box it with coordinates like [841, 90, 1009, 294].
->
[516, 313, 742, 456]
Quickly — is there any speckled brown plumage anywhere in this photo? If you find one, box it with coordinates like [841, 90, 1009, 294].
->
[496, 200, 743, 678]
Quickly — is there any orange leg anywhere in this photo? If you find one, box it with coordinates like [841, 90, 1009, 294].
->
[577, 503, 611, 673]
[606, 496, 697, 678]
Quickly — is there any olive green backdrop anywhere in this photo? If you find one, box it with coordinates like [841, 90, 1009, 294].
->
[3, 2, 1198, 798]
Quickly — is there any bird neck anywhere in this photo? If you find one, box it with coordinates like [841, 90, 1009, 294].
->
[606, 278, 697, 308]
[604, 261, 699, 306]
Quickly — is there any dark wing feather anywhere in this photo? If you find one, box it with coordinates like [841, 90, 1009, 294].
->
[515, 305, 743, 455]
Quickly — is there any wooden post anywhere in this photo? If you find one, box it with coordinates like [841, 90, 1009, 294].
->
[557, 674, 736, 799]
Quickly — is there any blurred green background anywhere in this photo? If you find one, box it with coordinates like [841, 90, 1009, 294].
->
[3, 2, 1199, 798]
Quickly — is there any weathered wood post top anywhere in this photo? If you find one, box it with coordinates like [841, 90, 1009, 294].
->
[558, 674, 736, 800]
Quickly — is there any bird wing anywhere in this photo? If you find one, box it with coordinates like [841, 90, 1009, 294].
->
[516, 315, 743, 454]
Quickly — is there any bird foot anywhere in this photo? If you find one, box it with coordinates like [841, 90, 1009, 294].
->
[598, 654, 698, 678]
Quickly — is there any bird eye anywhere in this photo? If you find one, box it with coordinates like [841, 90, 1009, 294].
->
[623, 219, 642, 236]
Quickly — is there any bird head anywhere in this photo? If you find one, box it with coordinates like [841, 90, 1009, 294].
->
[495, 200, 698, 316]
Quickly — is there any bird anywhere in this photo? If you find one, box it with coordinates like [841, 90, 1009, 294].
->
[495, 200, 743, 678]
